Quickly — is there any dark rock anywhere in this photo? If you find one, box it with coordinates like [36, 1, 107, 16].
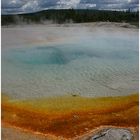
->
[91, 128, 133, 140]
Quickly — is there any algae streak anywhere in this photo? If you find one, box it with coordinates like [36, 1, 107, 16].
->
[2, 94, 139, 138]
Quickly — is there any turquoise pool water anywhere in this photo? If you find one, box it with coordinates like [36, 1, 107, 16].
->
[2, 30, 138, 99]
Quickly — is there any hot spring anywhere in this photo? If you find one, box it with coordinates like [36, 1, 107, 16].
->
[2, 24, 138, 99]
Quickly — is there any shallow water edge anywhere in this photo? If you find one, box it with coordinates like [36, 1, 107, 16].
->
[2, 93, 139, 139]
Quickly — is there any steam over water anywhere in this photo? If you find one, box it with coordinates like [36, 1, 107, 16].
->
[2, 24, 138, 99]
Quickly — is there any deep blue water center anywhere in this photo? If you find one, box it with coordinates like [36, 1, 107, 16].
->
[8, 43, 137, 65]
[2, 35, 139, 99]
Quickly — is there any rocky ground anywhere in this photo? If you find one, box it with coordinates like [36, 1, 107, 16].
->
[2, 124, 138, 140]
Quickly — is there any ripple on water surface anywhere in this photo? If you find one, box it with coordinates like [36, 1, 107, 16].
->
[2, 35, 138, 99]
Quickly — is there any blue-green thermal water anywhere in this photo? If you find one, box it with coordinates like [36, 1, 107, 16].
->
[2, 33, 138, 99]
